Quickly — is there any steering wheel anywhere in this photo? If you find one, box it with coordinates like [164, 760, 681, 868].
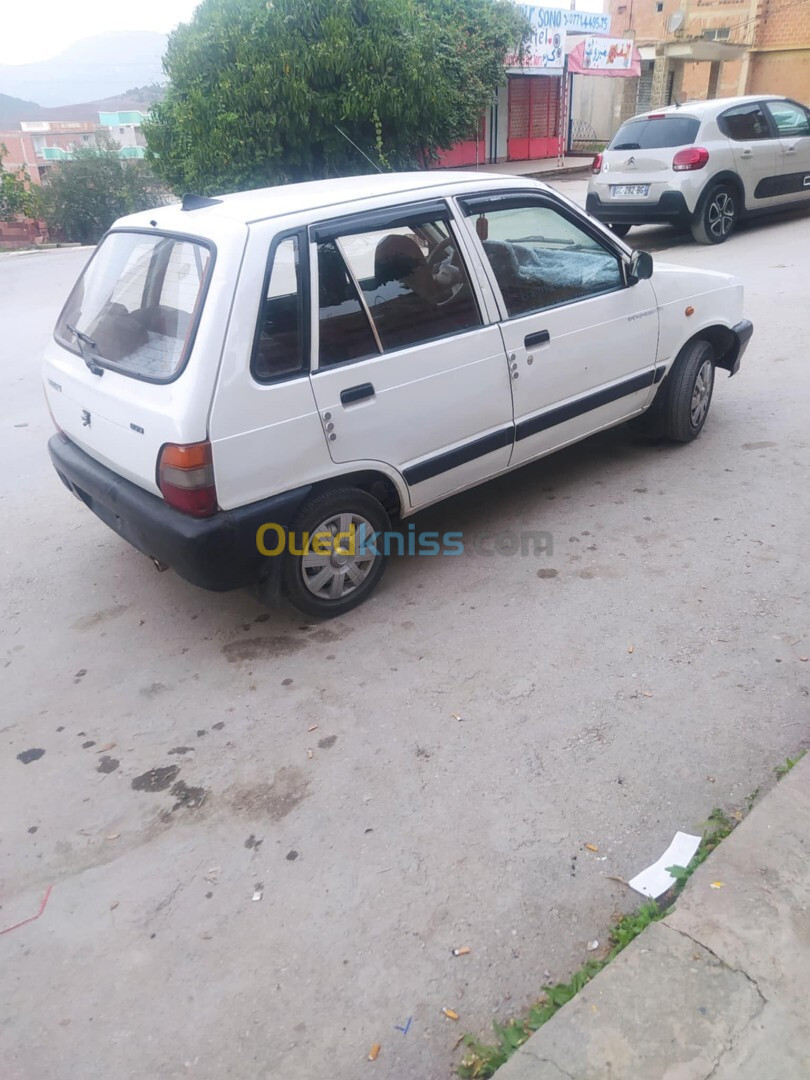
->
[427, 238, 466, 307]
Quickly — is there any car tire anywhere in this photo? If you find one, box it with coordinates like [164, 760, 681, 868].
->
[691, 184, 738, 245]
[639, 339, 716, 443]
[282, 487, 390, 618]
[608, 223, 632, 238]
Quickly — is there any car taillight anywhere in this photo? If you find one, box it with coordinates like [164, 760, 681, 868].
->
[673, 147, 709, 171]
[157, 440, 217, 517]
[592, 152, 603, 174]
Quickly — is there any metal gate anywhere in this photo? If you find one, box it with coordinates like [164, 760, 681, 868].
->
[636, 60, 654, 114]
[507, 75, 561, 161]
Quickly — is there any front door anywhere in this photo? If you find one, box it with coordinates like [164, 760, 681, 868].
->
[763, 99, 810, 205]
[307, 202, 514, 508]
[456, 192, 660, 467]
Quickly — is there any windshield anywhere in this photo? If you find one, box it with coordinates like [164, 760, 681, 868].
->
[55, 230, 212, 381]
[609, 116, 700, 151]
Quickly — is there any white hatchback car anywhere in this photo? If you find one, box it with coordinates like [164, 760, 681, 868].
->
[587, 95, 810, 243]
[44, 172, 752, 616]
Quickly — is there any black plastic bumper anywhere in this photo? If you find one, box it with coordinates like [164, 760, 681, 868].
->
[587, 190, 693, 227]
[729, 319, 753, 376]
[48, 435, 311, 593]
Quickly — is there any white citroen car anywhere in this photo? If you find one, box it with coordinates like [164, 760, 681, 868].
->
[587, 95, 810, 243]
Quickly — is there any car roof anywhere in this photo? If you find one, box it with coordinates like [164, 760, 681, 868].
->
[625, 94, 787, 122]
[116, 171, 546, 234]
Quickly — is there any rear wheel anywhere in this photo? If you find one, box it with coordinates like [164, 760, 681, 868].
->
[282, 487, 390, 618]
[691, 185, 738, 245]
[608, 223, 632, 239]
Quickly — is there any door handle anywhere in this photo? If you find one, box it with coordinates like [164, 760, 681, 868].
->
[524, 329, 551, 348]
[340, 382, 375, 405]
[785, 145, 797, 154]
[740, 148, 753, 158]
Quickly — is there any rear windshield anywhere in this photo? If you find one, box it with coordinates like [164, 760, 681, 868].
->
[55, 230, 212, 381]
[609, 116, 700, 151]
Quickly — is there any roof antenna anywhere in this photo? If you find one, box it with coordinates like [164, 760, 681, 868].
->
[334, 126, 384, 173]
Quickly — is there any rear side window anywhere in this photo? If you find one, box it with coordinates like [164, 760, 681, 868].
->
[609, 116, 700, 150]
[252, 235, 305, 381]
[56, 231, 212, 382]
[316, 215, 482, 366]
[718, 103, 771, 141]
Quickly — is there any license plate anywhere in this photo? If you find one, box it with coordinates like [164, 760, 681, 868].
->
[611, 184, 649, 198]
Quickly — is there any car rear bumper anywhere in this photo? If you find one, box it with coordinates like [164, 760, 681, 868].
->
[587, 190, 693, 227]
[48, 435, 311, 593]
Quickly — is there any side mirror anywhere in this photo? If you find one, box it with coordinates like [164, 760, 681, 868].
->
[629, 250, 654, 281]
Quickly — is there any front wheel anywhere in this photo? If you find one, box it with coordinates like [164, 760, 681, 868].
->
[282, 487, 390, 618]
[691, 185, 738, 245]
[653, 339, 716, 442]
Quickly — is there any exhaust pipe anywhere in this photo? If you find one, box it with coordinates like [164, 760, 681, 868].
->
[151, 557, 170, 572]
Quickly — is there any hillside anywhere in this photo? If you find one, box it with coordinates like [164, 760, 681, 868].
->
[0, 32, 167, 108]
[0, 85, 165, 129]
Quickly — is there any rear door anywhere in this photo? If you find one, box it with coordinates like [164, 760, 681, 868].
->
[44, 227, 239, 495]
[457, 191, 660, 467]
[717, 101, 779, 209]
[307, 201, 514, 508]
[762, 99, 810, 205]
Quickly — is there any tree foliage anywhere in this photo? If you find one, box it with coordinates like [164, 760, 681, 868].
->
[38, 136, 167, 244]
[144, 0, 528, 193]
[0, 145, 36, 221]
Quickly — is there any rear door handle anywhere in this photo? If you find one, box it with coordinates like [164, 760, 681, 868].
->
[740, 148, 753, 158]
[524, 330, 550, 348]
[340, 382, 375, 405]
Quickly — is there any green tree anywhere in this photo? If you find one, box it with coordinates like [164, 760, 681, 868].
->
[144, 0, 528, 193]
[0, 144, 36, 221]
[38, 135, 167, 244]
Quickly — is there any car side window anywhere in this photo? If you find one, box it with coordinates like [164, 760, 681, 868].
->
[765, 101, 810, 138]
[719, 103, 772, 141]
[464, 200, 623, 318]
[252, 235, 305, 382]
[319, 217, 482, 361]
[316, 240, 381, 367]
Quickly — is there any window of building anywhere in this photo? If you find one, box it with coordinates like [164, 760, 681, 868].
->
[462, 200, 623, 318]
[252, 235, 306, 381]
[317, 215, 481, 365]
[703, 27, 730, 40]
[656, 3, 664, 12]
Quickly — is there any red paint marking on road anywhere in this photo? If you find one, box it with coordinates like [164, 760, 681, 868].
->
[0, 885, 53, 936]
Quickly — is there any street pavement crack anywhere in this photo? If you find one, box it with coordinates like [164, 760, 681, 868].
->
[663, 921, 768, 1008]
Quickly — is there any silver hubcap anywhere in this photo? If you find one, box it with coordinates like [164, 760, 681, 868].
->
[708, 192, 735, 239]
[691, 359, 714, 427]
[300, 512, 377, 601]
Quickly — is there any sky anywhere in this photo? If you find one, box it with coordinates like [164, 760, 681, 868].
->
[0, 0, 605, 67]
[0, 0, 201, 65]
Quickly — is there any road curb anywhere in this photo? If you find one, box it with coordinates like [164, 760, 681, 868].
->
[494, 754, 810, 1079]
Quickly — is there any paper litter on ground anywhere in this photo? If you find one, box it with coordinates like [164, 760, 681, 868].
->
[627, 831, 701, 898]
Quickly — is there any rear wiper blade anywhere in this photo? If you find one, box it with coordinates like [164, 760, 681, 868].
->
[66, 324, 104, 376]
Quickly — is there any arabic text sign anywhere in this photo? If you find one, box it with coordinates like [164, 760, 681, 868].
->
[506, 23, 566, 70]
[582, 35, 634, 70]
[518, 5, 612, 35]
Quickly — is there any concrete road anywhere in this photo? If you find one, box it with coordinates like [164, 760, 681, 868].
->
[2, 200, 809, 1080]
